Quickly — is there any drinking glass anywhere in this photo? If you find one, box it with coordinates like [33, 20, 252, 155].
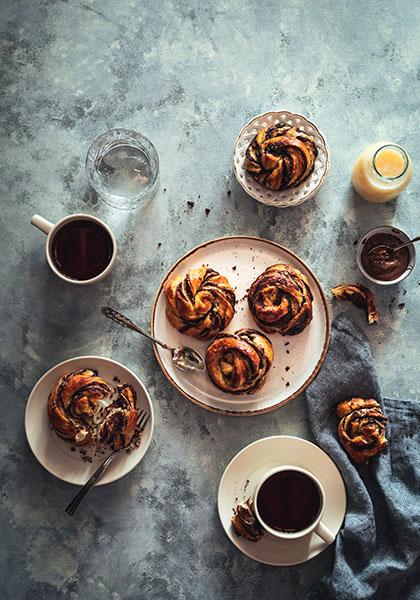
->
[86, 128, 159, 210]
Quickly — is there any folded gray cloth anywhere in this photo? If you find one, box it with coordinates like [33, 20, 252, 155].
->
[305, 313, 420, 600]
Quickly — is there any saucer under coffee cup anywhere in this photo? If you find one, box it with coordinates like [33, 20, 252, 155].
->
[31, 213, 117, 285]
[253, 465, 335, 544]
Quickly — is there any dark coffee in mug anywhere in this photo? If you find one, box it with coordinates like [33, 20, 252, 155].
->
[51, 219, 114, 281]
[256, 469, 321, 532]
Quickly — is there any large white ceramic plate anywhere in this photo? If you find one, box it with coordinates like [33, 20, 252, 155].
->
[25, 356, 154, 485]
[152, 236, 330, 415]
[218, 436, 346, 566]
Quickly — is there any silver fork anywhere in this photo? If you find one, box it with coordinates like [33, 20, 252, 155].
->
[65, 410, 150, 516]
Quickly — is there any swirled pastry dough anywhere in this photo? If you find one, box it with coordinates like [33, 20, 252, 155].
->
[248, 264, 313, 335]
[336, 398, 388, 464]
[47, 369, 138, 450]
[164, 265, 236, 340]
[205, 328, 273, 394]
[244, 123, 317, 191]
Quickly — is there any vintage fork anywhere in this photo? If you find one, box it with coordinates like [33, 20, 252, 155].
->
[65, 409, 150, 516]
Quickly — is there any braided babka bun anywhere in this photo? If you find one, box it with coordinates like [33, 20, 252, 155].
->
[248, 264, 313, 335]
[205, 328, 273, 394]
[244, 123, 318, 191]
[164, 265, 236, 340]
[336, 398, 388, 465]
[47, 369, 138, 450]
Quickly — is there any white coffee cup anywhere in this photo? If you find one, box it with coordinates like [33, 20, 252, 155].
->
[254, 465, 335, 545]
[31, 213, 117, 285]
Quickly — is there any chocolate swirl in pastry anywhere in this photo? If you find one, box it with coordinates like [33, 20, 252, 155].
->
[331, 284, 378, 325]
[205, 328, 273, 394]
[336, 398, 388, 464]
[248, 264, 313, 335]
[164, 265, 236, 340]
[48, 369, 138, 450]
[232, 500, 264, 542]
[244, 123, 318, 191]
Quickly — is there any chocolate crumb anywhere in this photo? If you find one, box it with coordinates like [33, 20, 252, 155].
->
[286, 350, 290, 354]
[398, 303, 405, 310]
[70, 446, 75, 452]
[285, 342, 290, 346]
[403, 290, 407, 295]
[353, 240, 358, 246]
[163, 188, 167, 192]
[227, 190, 231, 195]
[157, 242, 161, 248]
[285, 366, 290, 372]
[286, 382, 290, 387]
[187, 201, 195, 209]
[113, 376, 121, 383]
[232, 266, 237, 271]
[205, 208, 211, 216]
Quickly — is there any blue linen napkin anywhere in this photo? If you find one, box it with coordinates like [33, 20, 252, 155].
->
[305, 313, 420, 600]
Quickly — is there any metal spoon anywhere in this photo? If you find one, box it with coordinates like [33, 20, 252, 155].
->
[368, 236, 420, 256]
[102, 306, 205, 374]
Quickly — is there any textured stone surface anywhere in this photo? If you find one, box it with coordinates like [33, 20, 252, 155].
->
[1, 1, 419, 598]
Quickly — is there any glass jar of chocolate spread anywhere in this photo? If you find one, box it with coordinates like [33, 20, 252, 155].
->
[357, 226, 416, 285]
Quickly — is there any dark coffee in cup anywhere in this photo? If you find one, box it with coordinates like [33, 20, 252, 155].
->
[256, 469, 321, 533]
[51, 219, 114, 281]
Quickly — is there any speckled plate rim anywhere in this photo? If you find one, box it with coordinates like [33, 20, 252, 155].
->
[25, 355, 155, 486]
[217, 435, 347, 566]
[233, 110, 330, 207]
[151, 236, 331, 416]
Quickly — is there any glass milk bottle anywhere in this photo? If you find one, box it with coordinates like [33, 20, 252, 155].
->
[352, 142, 413, 202]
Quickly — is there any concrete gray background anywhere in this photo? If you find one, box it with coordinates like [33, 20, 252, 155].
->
[1, 1, 419, 598]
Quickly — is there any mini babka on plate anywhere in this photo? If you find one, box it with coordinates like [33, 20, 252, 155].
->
[47, 368, 138, 450]
[248, 264, 313, 335]
[205, 328, 274, 394]
[164, 265, 236, 340]
[244, 123, 318, 191]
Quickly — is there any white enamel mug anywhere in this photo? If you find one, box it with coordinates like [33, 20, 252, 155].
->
[254, 465, 335, 545]
[31, 213, 117, 285]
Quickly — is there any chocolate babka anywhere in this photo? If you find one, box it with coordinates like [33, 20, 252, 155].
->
[244, 123, 318, 191]
[231, 500, 264, 542]
[47, 369, 138, 450]
[248, 264, 313, 335]
[336, 398, 388, 464]
[205, 328, 273, 394]
[164, 265, 236, 340]
[331, 284, 379, 325]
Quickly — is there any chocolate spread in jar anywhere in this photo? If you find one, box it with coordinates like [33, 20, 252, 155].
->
[361, 233, 410, 281]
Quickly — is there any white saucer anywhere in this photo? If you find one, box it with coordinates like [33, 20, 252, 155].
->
[218, 436, 346, 566]
[25, 356, 154, 486]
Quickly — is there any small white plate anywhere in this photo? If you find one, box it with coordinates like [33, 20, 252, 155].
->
[233, 110, 330, 207]
[218, 436, 346, 566]
[25, 356, 154, 486]
[152, 236, 330, 415]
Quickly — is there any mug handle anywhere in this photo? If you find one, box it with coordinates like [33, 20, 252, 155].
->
[31, 214, 54, 235]
[314, 521, 335, 545]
